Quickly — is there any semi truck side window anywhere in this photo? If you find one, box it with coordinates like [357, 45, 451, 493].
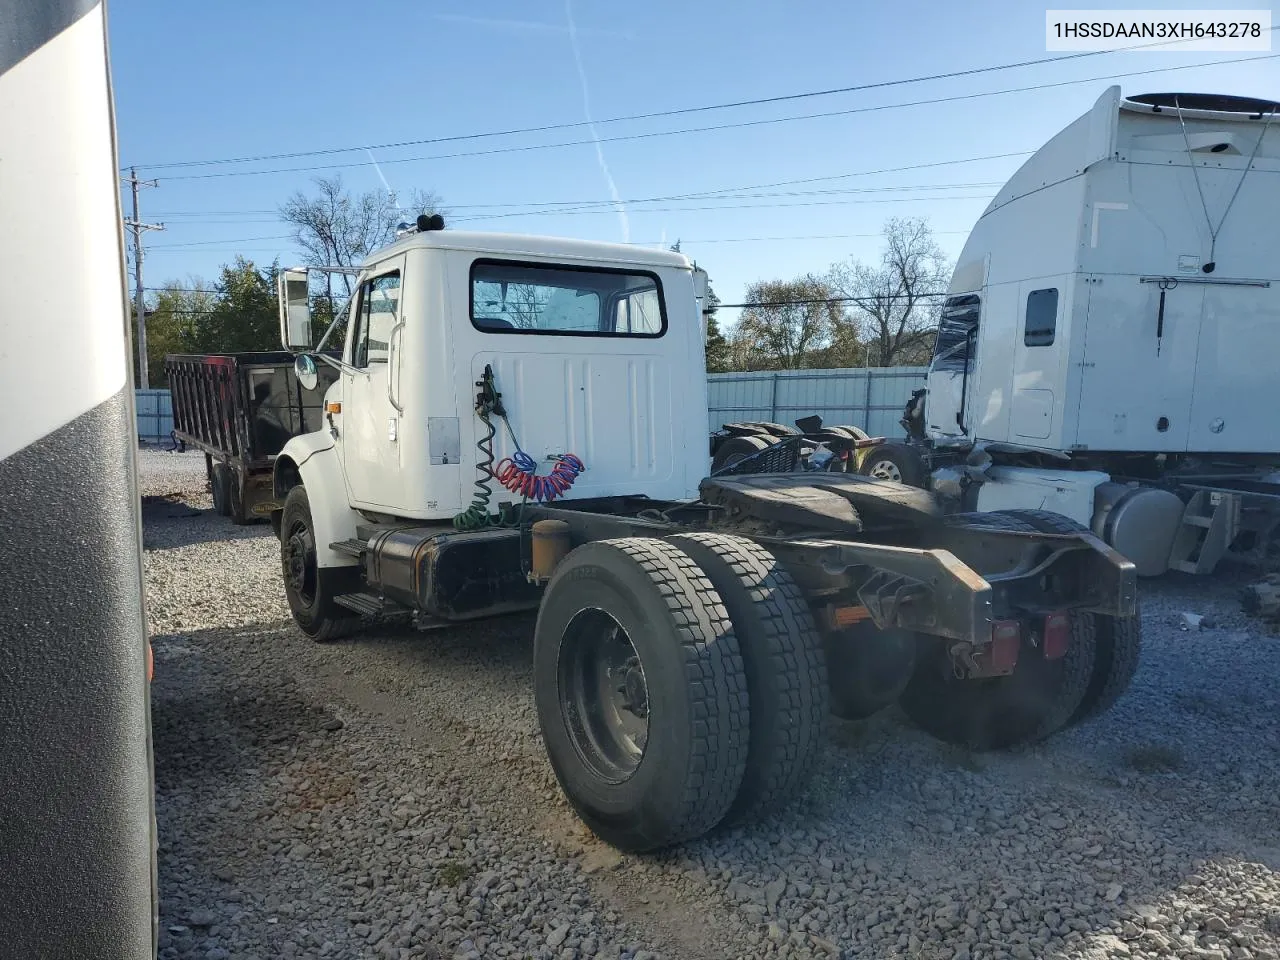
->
[351, 272, 401, 367]
[1024, 288, 1058, 347]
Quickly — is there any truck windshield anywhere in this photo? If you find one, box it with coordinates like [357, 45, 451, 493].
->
[471, 260, 665, 337]
[930, 294, 980, 372]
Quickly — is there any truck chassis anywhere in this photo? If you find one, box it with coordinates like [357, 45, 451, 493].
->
[276, 462, 1137, 852]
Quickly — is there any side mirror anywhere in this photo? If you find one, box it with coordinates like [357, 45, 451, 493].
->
[278, 268, 313, 351]
[294, 354, 318, 391]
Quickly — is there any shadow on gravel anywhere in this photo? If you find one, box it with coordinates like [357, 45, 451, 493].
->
[141, 495, 273, 550]
[151, 627, 339, 792]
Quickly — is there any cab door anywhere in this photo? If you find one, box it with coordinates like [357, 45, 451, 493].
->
[342, 257, 405, 509]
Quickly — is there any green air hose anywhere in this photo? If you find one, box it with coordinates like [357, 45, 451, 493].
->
[452, 404, 498, 531]
[452, 364, 576, 531]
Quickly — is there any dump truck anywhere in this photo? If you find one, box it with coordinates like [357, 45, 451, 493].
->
[734, 86, 1280, 578]
[166, 351, 339, 525]
[269, 216, 1139, 853]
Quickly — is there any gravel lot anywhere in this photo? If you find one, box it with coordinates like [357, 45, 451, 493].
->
[140, 447, 1280, 960]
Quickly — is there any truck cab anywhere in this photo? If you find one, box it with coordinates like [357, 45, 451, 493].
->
[273, 222, 710, 577]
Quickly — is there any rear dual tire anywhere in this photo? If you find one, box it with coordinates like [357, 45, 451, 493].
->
[666, 534, 828, 825]
[534, 538, 751, 852]
[990, 509, 1142, 726]
[534, 535, 828, 852]
[898, 510, 1098, 749]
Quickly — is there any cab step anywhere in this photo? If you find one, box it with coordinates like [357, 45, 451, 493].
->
[329, 538, 366, 558]
[334, 592, 410, 620]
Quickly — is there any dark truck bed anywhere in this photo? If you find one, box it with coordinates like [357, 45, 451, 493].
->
[166, 352, 339, 523]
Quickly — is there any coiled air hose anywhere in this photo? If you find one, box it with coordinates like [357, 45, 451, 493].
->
[495, 452, 584, 503]
[452, 407, 498, 531]
[452, 365, 584, 530]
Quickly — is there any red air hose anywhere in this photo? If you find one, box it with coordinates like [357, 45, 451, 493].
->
[495, 452, 584, 503]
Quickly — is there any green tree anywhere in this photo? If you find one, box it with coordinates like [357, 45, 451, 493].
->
[703, 285, 732, 372]
[196, 257, 281, 353]
[131, 280, 215, 387]
[730, 275, 845, 370]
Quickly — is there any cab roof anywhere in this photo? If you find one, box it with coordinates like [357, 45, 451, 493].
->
[366, 228, 694, 271]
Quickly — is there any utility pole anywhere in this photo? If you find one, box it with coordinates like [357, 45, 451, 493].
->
[123, 167, 164, 388]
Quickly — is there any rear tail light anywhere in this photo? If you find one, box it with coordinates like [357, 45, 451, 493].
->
[969, 620, 1021, 677]
[1043, 612, 1071, 660]
[989, 620, 1021, 674]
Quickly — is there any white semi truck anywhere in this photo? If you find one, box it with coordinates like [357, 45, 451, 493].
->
[737, 87, 1280, 578]
[270, 217, 1138, 853]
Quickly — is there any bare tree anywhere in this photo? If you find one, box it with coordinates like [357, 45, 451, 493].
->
[827, 217, 951, 367]
[279, 175, 443, 300]
[730, 275, 844, 370]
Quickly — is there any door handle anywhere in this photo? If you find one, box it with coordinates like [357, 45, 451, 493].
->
[387, 320, 406, 412]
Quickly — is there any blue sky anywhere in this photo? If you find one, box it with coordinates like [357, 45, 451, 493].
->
[108, 0, 1278, 327]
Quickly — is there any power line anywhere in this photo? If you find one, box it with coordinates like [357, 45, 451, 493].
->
[145, 153, 1032, 220]
[144, 181, 1003, 225]
[149, 234, 293, 249]
[125, 31, 1275, 171]
[453, 193, 996, 223]
[145, 194, 993, 253]
[146, 190, 1001, 250]
[151, 54, 1279, 181]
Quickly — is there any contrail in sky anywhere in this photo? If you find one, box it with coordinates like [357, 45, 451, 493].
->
[367, 148, 398, 207]
[565, 0, 630, 242]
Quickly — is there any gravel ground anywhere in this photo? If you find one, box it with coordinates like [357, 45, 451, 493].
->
[140, 447, 1280, 960]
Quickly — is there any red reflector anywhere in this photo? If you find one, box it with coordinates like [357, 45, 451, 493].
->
[988, 620, 1020, 674]
[1043, 612, 1071, 660]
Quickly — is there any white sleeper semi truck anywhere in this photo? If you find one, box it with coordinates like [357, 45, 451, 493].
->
[738, 86, 1280, 578]
[270, 217, 1139, 852]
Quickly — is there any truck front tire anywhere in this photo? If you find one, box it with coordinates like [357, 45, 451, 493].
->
[533, 538, 750, 852]
[280, 485, 359, 643]
[666, 533, 828, 825]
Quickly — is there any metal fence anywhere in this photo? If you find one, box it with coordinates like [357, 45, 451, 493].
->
[136, 367, 929, 446]
[708, 366, 928, 438]
[135, 389, 174, 445]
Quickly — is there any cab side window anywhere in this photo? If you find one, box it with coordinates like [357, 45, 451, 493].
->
[1024, 288, 1058, 347]
[350, 271, 401, 368]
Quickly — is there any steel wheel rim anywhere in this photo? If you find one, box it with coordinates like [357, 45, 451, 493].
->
[868, 459, 902, 482]
[284, 520, 317, 606]
[559, 607, 649, 783]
